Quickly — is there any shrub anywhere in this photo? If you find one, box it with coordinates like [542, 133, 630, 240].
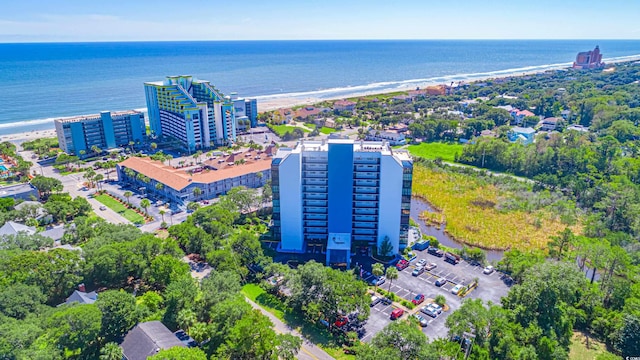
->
[435, 294, 446, 306]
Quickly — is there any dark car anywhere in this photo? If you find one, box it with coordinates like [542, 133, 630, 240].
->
[435, 278, 447, 287]
[381, 297, 393, 305]
[427, 247, 444, 257]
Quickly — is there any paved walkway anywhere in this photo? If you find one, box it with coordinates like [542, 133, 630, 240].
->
[244, 297, 334, 360]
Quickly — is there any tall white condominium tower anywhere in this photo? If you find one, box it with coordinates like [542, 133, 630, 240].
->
[144, 75, 237, 152]
[271, 139, 413, 268]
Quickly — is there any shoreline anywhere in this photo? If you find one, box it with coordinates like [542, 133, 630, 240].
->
[4, 54, 640, 145]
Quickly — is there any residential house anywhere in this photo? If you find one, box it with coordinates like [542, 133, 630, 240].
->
[392, 95, 412, 103]
[294, 106, 324, 120]
[365, 130, 406, 145]
[508, 127, 536, 145]
[0, 183, 39, 201]
[65, 289, 98, 305]
[561, 110, 572, 120]
[333, 100, 357, 112]
[513, 110, 536, 125]
[567, 124, 589, 132]
[540, 117, 561, 131]
[0, 221, 36, 237]
[120, 321, 185, 360]
[323, 118, 336, 129]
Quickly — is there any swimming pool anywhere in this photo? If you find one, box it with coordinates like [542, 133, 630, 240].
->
[0, 165, 7, 171]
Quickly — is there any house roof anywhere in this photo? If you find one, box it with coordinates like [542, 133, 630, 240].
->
[119, 153, 271, 191]
[40, 225, 66, 241]
[334, 100, 356, 107]
[65, 290, 98, 305]
[512, 127, 536, 134]
[0, 221, 36, 237]
[517, 110, 535, 117]
[120, 321, 185, 360]
[542, 117, 560, 124]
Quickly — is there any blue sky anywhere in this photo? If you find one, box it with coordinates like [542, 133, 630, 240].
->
[1, 0, 639, 42]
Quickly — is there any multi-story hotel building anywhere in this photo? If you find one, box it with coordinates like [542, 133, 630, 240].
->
[55, 110, 145, 157]
[145, 75, 254, 153]
[271, 139, 412, 267]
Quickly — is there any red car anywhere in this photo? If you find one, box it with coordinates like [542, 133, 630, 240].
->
[395, 259, 410, 271]
[334, 316, 348, 327]
[412, 294, 425, 305]
[390, 308, 404, 320]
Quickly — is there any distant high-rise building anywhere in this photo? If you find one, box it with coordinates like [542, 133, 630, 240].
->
[271, 139, 413, 267]
[573, 46, 604, 69]
[144, 75, 240, 152]
[231, 92, 258, 130]
[55, 110, 145, 157]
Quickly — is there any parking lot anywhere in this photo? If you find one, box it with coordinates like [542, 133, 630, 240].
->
[360, 249, 511, 341]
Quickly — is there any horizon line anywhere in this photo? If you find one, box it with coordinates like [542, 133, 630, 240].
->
[1, 38, 639, 45]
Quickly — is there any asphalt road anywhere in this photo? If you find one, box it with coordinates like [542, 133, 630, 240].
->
[245, 297, 334, 360]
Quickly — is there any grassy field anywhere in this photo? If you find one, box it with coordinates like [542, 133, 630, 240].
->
[94, 194, 145, 224]
[320, 126, 336, 134]
[569, 332, 617, 360]
[241, 284, 354, 360]
[407, 142, 464, 162]
[269, 124, 310, 137]
[412, 165, 575, 251]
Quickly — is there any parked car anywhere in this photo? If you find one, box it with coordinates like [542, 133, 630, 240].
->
[395, 259, 410, 271]
[421, 306, 438, 318]
[427, 303, 443, 314]
[435, 278, 447, 287]
[412, 294, 425, 305]
[381, 297, 393, 305]
[445, 252, 461, 265]
[451, 284, 464, 295]
[413, 314, 429, 327]
[412, 266, 425, 276]
[370, 295, 381, 307]
[425, 262, 437, 271]
[174, 330, 197, 347]
[483, 265, 495, 274]
[416, 259, 427, 267]
[390, 308, 404, 320]
[370, 276, 386, 286]
[427, 247, 444, 257]
[99, 205, 107, 211]
[334, 316, 348, 327]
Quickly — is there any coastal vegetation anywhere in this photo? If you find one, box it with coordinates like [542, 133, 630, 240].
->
[406, 142, 463, 162]
[94, 193, 146, 224]
[412, 161, 579, 251]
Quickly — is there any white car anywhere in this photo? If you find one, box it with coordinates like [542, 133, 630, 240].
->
[483, 265, 495, 275]
[416, 259, 427, 267]
[427, 303, 443, 314]
[451, 284, 464, 295]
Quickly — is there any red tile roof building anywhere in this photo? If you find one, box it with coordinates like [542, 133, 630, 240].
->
[573, 46, 604, 69]
[117, 149, 272, 204]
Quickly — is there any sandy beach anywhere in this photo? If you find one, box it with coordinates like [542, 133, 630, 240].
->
[3, 55, 640, 145]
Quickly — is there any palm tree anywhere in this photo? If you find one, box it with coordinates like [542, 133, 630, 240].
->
[193, 187, 202, 200]
[99, 342, 122, 360]
[84, 168, 96, 188]
[123, 191, 132, 204]
[187, 202, 200, 212]
[150, 142, 158, 151]
[372, 263, 384, 294]
[140, 198, 150, 215]
[91, 145, 101, 156]
[385, 266, 398, 296]
[128, 141, 135, 153]
[159, 209, 165, 222]
[94, 174, 104, 190]
[194, 150, 203, 164]
[155, 182, 164, 196]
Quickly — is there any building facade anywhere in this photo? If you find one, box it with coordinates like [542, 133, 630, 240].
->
[271, 139, 412, 267]
[145, 76, 254, 152]
[55, 110, 145, 156]
[573, 46, 604, 69]
[117, 150, 272, 205]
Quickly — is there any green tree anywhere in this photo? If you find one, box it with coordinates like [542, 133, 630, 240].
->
[372, 263, 384, 293]
[149, 347, 207, 360]
[187, 202, 200, 212]
[434, 294, 446, 307]
[378, 236, 394, 257]
[144, 254, 189, 290]
[124, 190, 133, 204]
[193, 187, 203, 200]
[215, 309, 281, 360]
[96, 290, 137, 342]
[0, 283, 47, 319]
[548, 227, 575, 260]
[99, 342, 123, 360]
[360, 320, 432, 360]
[48, 304, 102, 356]
[140, 198, 150, 215]
[385, 266, 398, 295]
[30, 175, 62, 199]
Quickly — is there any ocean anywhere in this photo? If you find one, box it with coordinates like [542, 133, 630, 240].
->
[1, 40, 640, 136]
